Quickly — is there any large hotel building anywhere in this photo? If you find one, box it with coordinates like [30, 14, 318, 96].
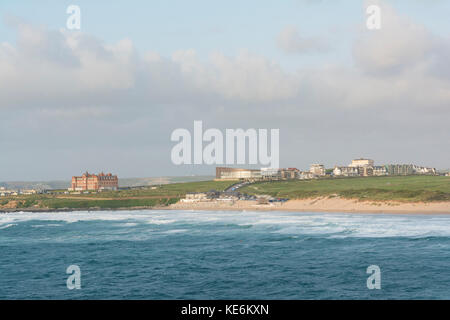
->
[70, 172, 118, 191]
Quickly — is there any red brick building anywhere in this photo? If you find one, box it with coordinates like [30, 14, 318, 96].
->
[70, 172, 118, 191]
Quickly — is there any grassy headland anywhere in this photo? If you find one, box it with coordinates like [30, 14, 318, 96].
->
[240, 175, 450, 202]
[0, 180, 236, 211]
[1, 176, 449, 211]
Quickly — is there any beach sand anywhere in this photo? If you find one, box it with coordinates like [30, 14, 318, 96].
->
[169, 197, 450, 214]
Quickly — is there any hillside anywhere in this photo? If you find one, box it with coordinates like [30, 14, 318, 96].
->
[0, 180, 234, 211]
[240, 175, 450, 202]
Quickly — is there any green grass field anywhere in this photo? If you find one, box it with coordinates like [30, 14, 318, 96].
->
[41, 198, 179, 209]
[2, 176, 449, 210]
[240, 175, 450, 202]
[0, 180, 236, 210]
[46, 180, 235, 200]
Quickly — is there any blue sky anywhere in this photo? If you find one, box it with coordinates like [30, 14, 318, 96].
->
[0, 1, 449, 180]
[1, 0, 448, 70]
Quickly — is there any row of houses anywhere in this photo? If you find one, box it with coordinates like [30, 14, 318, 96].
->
[333, 165, 387, 177]
[182, 190, 258, 203]
[182, 190, 288, 204]
[215, 158, 437, 181]
[216, 167, 315, 181]
[332, 159, 385, 177]
[333, 159, 436, 177]
[0, 187, 38, 197]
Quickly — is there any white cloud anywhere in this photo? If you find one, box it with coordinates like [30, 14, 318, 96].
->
[353, 2, 434, 74]
[0, 23, 302, 110]
[277, 25, 328, 54]
[1, 9, 448, 114]
[0, 4, 449, 179]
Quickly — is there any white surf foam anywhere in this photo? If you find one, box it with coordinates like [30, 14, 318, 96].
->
[1, 210, 450, 238]
[0, 223, 17, 230]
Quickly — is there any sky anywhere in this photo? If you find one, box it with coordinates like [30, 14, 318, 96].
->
[0, 0, 449, 181]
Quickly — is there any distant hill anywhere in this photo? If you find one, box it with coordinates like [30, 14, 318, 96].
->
[0, 176, 215, 190]
[0, 180, 69, 191]
[119, 176, 215, 188]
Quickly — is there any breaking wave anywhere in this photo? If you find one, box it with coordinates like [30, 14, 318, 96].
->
[1, 210, 450, 238]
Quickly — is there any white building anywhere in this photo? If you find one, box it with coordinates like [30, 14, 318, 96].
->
[298, 171, 315, 180]
[0, 187, 20, 197]
[349, 158, 374, 168]
[373, 166, 388, 176]
[310, 164, 326, 176]
[20, 189, 37, 195]
[412, 166, 436, 175]
[333, 166, 359, 177]
[181, 192, 210, 202]
[261, 168, 281, 179]
[216, 167, 262, 180]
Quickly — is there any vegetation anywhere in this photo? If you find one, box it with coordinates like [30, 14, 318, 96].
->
[91, 180, 234, 198]
[0, 180, 236, 210]
[1, 176, 449, 210]
[41, 198, 179, 209]
[240, 175, 450, 202]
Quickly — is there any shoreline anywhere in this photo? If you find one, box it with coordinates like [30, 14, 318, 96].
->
[1, 197, 449, 214]
[169, 198, 450, 214]
[0, 206, 171, 214]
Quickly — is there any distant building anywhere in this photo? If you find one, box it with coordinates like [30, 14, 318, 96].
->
[358, 166, 373, 177]
[0, 187, 21, 197]
[310, 164, 326, 176]
[185, 192, 208, 200]
[349, 158, 374, 168]
[373, 166, 388, 176]
[298, 171, 315, 180]
[260, 168, 281, 180]
[70, 172, 118, 191]
[219, 191, 242, 201]
[385, 164, 437, 176]
[412, 165, 436, 175]
[181, 192, 210, 202]
[333, 166, 359, 177]
[215, 167, 261, 180]
[385, 164, 415, 176]
[20, 189, 37, 195]
[280, 168, 299, 180]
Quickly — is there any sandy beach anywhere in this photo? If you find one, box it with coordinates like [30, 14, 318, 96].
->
[169, 197, 450, 214]
[1, 197, 448, 214]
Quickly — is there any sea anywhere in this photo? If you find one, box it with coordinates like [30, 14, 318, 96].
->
[0, 209, 449, 299]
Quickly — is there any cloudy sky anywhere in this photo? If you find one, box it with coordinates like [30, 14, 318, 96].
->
[0, 0, 449, 181]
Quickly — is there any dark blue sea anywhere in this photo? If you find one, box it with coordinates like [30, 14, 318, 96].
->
[1, 210, 449, 299]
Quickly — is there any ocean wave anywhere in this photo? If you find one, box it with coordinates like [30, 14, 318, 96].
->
[0, 223, 17, 230]
[160, 229, 189, 234]
[116, 222, 139, 227]
[31, 224, 63, 228]
[1, 210, 450, 238]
